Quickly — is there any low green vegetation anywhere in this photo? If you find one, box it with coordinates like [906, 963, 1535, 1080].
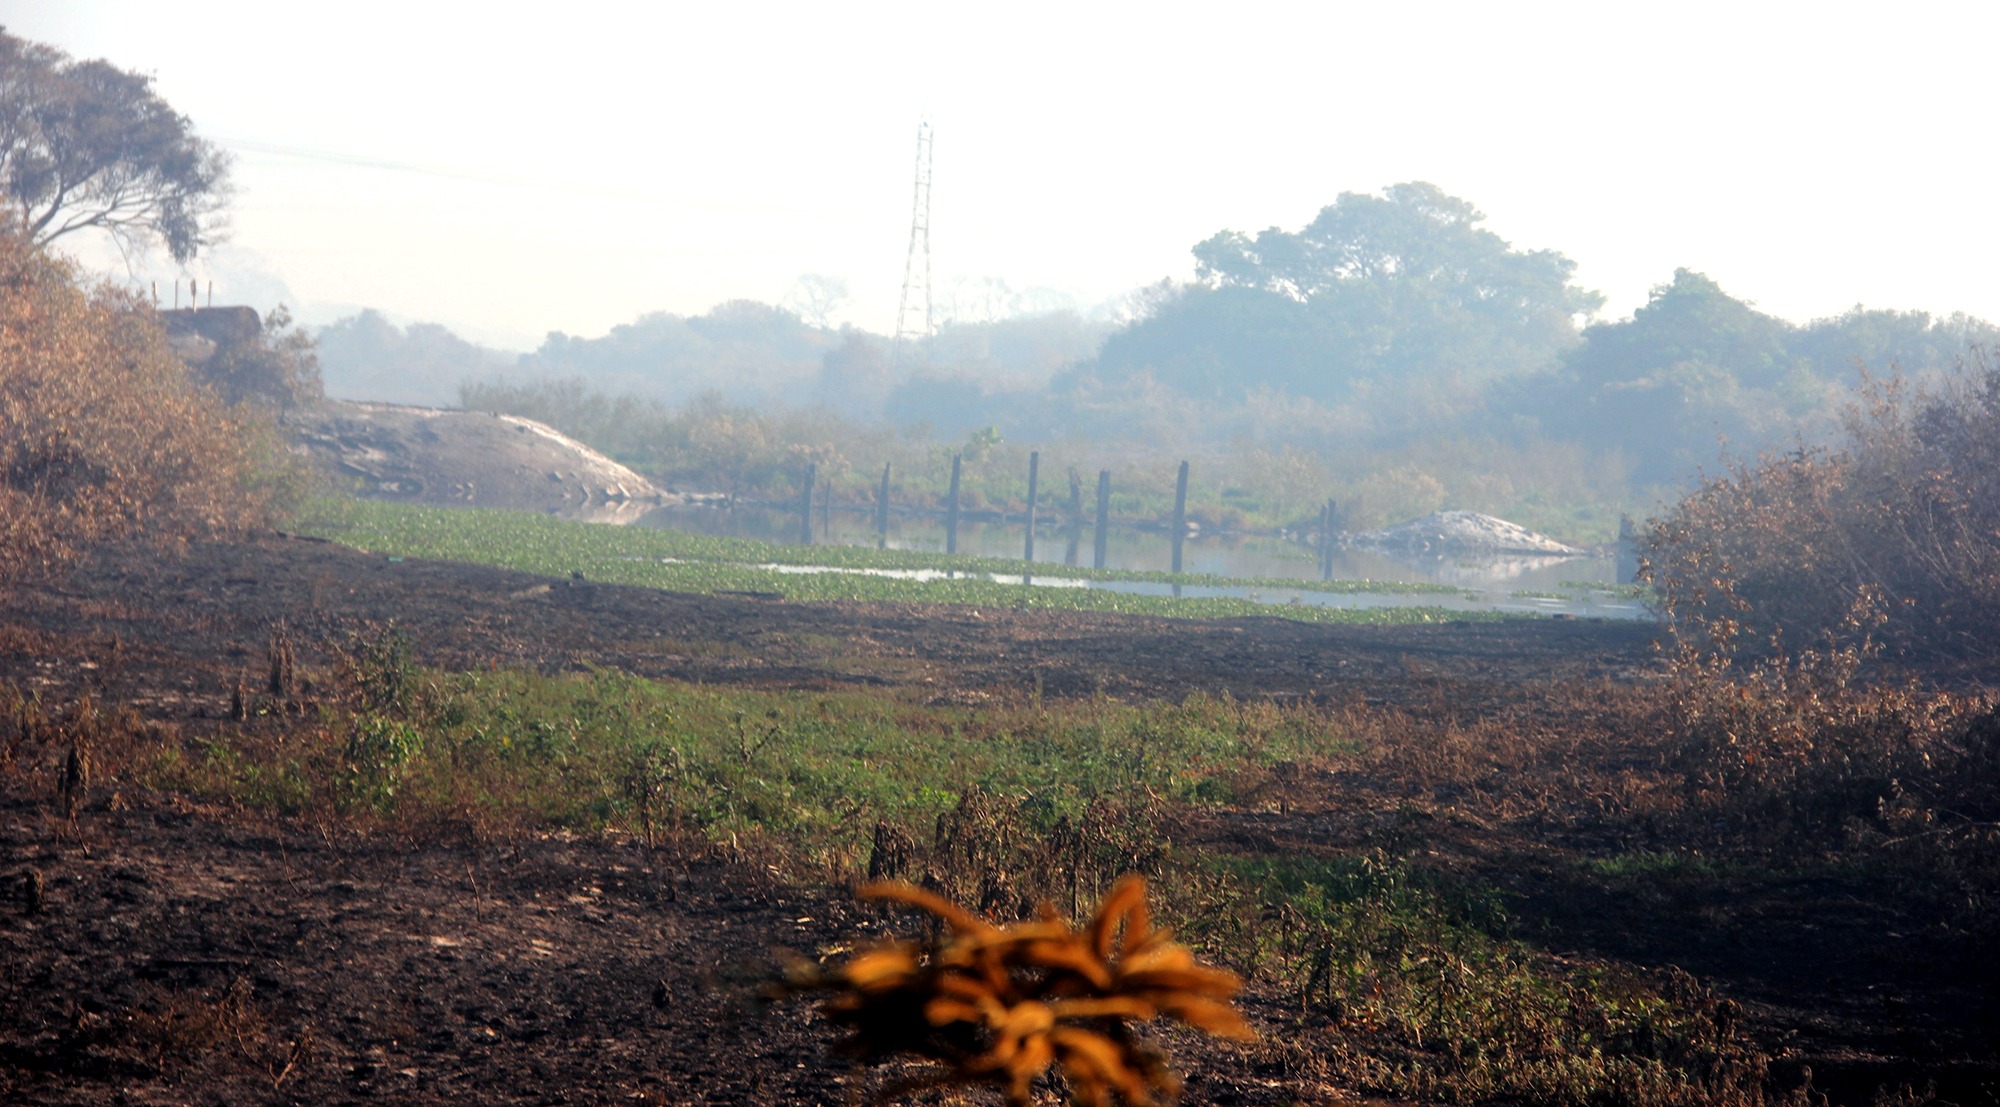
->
[1560, 580, 1654, 599]
[292, 498, 1518, 627]
[129, 647, 1778, 1107]
[157, 662, 1313, 851]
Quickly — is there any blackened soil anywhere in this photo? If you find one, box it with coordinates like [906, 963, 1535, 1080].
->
[0, 532, 1655, 716]
[0, 788, 1342, 1106]
[7, 535, 1987, 1105]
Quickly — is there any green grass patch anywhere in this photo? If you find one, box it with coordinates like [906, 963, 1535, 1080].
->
[1579, 851, 1730, 880]
[290, 498, 1520, 628]
[1560, 580, 1655, 600]
[1181, 852, 1763, 1106]
[154, 668, 1341, 854]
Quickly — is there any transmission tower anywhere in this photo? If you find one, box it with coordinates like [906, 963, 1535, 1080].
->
[892, 121, 934, 369]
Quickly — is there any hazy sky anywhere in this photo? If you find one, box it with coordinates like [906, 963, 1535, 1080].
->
[5, 2, 1997, 351]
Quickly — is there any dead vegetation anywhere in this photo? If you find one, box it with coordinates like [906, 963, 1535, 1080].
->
[0, 227, 289, 586]
[1646, 364, 2000, 665]
[785, 876, 1251, 1107]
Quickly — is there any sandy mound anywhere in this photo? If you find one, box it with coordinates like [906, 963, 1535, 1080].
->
[1350, 510, 1585, 557]
[289, 401, 669, 521]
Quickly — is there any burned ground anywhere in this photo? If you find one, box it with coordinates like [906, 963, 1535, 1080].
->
[0, 532, 1654, 712]
[1, 535, 1993, 1106]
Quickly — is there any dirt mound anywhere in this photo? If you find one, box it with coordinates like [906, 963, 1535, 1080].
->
[1351, 509, 1585, 557]
[289, 401, 668, 522]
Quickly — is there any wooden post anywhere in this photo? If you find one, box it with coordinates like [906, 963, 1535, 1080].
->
[1093, 470, 1110, 570]
[799, 462, 816, 546]
[1617, 512, 1639, 585]
[877, 462, 892, 549]
[1024, 451, 1040, 567]
[1320, 500, 1334, 581]
[820, 477, 831, 539]
[946, 453, 962, 555]
[1170, 460, 1189, 575]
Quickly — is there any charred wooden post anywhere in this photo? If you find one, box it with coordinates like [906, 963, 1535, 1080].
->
[1171, 460, 1189, 575]
[1094, 469, 1111, 570]
[1323, 498, 1339, 580]
[799, 462, 816, 545]
[947, 453, 962, 555]
[1319, 501, 1333, 581]
[58, 742, 89, 821]
[1024, 451, 1040, 568]
[877, 462, 892, 549]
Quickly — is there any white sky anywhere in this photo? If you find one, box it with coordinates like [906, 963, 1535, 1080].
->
[4, 1, 1997, 351]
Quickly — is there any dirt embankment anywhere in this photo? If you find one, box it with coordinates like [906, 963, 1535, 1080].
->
[288, 402, 669, 522]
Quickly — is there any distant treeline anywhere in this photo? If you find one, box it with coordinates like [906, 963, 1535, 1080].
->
[314, 181, 1999, 543]
[315, 302, 1111, 415]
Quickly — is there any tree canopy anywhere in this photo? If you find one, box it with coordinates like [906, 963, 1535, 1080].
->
[517, 301, 838, 405]
[0, 28, 231, 263]
[1498, 269, 2000, 485]
[1092, 183, 1602, 402]
[316, 309, 512, 406]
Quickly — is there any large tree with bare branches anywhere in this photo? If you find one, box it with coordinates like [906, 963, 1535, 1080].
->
[0, 27, 231, 264]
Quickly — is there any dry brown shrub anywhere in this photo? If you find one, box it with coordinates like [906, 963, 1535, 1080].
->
[1646, 366, 2000, 664]
[0, 226, 275, 584]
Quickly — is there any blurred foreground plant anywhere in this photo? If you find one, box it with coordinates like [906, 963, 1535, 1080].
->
[785, 874, 1252, 1106]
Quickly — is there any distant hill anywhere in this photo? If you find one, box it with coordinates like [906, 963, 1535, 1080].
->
[314, 309, 515, 407]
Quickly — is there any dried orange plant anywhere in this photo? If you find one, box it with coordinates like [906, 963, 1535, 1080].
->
[788, 874, 1252, 1106]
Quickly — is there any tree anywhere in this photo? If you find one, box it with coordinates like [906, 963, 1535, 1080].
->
[317, 309, 512, 406]
[1496, 270, 2000, 486]
[0, 28, 231, 263]
[1093, 183, 1601, 402]
[1561, 269, 1795, 389]
[517, 301, 838, 404]
[784, 273, 850, 328]
[1495, 270, 1804, 485]
[188, 305, 323, 411]
[1791, 306, 2000, 383]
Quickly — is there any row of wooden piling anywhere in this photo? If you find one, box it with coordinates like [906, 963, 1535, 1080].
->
[795, 456, 1343, 581]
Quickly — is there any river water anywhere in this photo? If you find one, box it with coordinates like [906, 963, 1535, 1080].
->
[634, 503, 1651, 621]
